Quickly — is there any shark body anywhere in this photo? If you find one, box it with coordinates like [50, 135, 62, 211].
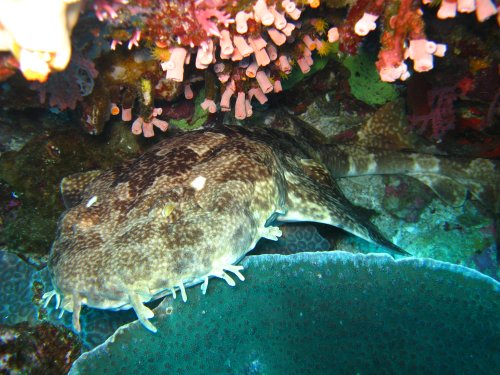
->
[44, 121, 499, 332]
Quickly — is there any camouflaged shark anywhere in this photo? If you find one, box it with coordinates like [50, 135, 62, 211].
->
[43, 115, 500, 333]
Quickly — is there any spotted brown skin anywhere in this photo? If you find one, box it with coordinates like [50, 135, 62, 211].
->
[48, 126, 290, 332]
[45, 124, 499, 332]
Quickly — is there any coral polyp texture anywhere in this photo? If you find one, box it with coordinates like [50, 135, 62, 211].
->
[0, 250, 38, 326]
[69, 252, 500, 374]
[339, 0, 498, 82]
[1, 0, 499, 133]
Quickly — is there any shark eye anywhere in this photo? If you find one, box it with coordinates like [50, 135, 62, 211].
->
[148, 200, 177, 223]
[161, 204, 175, 218]
[146, 187, 183, 221]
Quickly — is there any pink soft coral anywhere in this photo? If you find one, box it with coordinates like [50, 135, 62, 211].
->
[194, 0, 233, 37]
[93, 0, 120, 21]
[30, 54, 98, 111]
[408, 86, 458, 141]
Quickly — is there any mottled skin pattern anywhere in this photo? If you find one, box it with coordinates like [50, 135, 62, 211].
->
[320, 144, 500, 211]
[48, 127, 291, 332]
[45, 124, 499, 332]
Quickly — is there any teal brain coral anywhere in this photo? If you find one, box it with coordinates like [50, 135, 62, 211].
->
[70, 252, 500, 374]
[0, 250, 38, 325]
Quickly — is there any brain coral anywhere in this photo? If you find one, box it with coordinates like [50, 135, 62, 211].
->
[0, 251, 137, 349]
[0, 250, 38, 325]
[70, 251, 500, 374]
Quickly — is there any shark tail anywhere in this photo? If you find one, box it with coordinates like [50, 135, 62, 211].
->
[318, 144, 500, 213]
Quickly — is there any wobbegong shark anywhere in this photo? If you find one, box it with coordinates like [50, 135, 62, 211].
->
[43, 112, 500, 333]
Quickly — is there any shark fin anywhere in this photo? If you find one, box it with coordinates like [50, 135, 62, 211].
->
[279, 166, 408, 255]
[410, 174, 468, 207]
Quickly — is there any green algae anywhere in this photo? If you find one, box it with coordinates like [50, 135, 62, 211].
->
[169, 90, 210, 131]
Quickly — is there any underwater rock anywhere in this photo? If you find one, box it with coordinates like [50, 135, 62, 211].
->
[0, 321, 81, 374]
[382, 175, 434, 222]
[70, 251, 500, 374]
[338, 174, 496, 268]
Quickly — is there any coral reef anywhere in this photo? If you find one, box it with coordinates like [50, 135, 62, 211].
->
[0, 2, 498, 372]
[0, 321, 82, 374]
[0, 122, 143, 260]
[0, 1, 498, 135]
[69, 252, 500, 374]
[0, 250, 38, 326]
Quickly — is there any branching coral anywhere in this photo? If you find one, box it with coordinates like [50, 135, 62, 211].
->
[408, 85, 459, 140]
